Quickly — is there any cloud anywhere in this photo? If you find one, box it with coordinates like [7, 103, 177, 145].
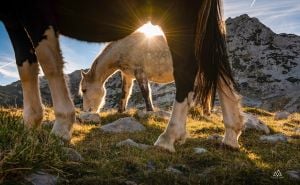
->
[0, 55, 19, 79]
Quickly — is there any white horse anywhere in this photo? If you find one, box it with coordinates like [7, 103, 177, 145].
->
[80, 31, 174, 113]
[80, 29, 215, 116]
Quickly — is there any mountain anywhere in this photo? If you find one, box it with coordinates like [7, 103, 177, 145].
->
[0, 14, 299, 112]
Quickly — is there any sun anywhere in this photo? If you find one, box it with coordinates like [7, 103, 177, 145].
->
[137, 22, 164, 37]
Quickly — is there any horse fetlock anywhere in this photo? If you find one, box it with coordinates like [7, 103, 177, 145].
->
[222, 127, 242, 149]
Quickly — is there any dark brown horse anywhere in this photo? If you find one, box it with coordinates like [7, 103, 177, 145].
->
[0, 0, 243, 152]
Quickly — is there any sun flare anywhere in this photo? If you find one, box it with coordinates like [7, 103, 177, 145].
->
[137, 22, 164, 37]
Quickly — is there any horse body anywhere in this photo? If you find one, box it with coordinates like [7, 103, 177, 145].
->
[80, 31, 173, 112]
[1, 0, 244, 152]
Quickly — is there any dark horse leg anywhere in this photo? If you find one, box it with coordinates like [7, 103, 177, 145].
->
[134, 70, 155, 112]
[118, 72, 133, 113]
[20, 2, 75, 141]
[154, 32, 198, 152]
[3, 18, 44, 127]
[154, 0, 243, 152]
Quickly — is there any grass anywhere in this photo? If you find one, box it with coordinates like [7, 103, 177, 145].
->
[0, 107, 299, 184]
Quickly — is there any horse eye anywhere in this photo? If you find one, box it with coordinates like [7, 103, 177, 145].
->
[82, 89, 87, 93]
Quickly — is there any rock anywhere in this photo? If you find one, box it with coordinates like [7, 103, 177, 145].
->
[274, 111, 290, 120]
[294, 127, 300, 134]
[166, 167, 183, 175]
[25, 171, 57, 185]
[124, 180, 138, 185]
[100, 117, 146, 133]
[63, 147, 84, 162]
[136, 110, 171, 120]
[286, 170, 300, 181]
[243, 113, 270, 134]
[260, 134, 288, 143]
[207, 134, 223, 141]
[194, 147, 208, 154]
[116, 139, 150, 150]
[78, 112, 101, 124]
[146, 161, 156, 171]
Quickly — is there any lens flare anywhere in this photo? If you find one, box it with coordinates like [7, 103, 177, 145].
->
[137, 22, 164, 37]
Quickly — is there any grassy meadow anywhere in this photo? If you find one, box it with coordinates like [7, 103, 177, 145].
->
[0, 107, 299, 184]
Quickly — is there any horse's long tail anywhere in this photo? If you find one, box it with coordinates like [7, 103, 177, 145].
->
[194, 0, 235, 106]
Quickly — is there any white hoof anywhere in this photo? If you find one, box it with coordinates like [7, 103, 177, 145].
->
[222, 128, 241, 149]
[154, 133, 175, 152]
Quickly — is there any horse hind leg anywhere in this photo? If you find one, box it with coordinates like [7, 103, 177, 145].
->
[32, 26, 75, 141]
[218, 79, 244, 149]
[118, 73, 133, 113]
[134, 70, 154, 112]
[4, 21, 44, 127]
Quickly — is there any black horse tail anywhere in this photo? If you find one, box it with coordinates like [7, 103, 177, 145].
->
[194, 0, 235, 107]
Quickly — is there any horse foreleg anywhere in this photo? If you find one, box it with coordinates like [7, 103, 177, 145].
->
[4, 21, 44, 127]
[135, 70, 154, 111]
[17, 62, 44, 127]
[35, 27, 75, 141]
[118, 73, 133, 113]
[218, 79, 244, 149]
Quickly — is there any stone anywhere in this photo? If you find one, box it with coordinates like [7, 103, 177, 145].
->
[63, 147, 84, 162]
[207, 134, 224, 141]
[25, 171, 57, 185]
[194, 147, 208, 154]
[124, 180, 138, 185]
[136, 110, 171, 120]
[295, 127, 300, 134]
[243, 113, 270, 134]
[100, 117, 146, 133]
[78, 112, 101, 124]
[116, 139, 150, 150]
[286, 170, 300, 181]
[166, 167, 183, 175]
[259, 134, 288, 143]
[274, 111, 290, 120]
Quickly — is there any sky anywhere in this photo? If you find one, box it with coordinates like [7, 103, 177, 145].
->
[0, 0, 300, 85]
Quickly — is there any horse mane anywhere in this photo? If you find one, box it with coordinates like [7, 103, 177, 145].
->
[87, 41, 117, 79]
[194, 0, 235, 106]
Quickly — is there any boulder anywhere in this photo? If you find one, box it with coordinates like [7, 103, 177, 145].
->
[116, 139, 150, 150]
[63, 147, 84, 162]
[100, 117, 146, 133]
[260, 134, 288, 143]
[25, 171, 57, 185]
[194, 147, 208, 154]
[243, 113, 270, 134]
[274, 111, 290, 120]
[78, 112, 101, 124]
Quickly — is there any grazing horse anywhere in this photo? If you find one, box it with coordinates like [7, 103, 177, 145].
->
[80, 31, 174, 113]
[0, 0, 243, 152]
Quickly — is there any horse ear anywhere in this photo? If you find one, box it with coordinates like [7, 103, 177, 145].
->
[81, 69, 87, 78]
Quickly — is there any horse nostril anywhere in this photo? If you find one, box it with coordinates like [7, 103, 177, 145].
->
[88, 108, 92, 112]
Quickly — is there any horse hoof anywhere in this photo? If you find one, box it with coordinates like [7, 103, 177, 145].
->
[154, 134, 175, 152]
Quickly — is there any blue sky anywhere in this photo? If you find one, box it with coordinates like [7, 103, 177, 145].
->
[0, 0, 300, 85]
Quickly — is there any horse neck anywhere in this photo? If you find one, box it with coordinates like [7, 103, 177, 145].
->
[88, 43, 119, 84]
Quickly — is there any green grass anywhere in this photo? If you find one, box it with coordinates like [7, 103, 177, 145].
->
[0, 107, 299, 184]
